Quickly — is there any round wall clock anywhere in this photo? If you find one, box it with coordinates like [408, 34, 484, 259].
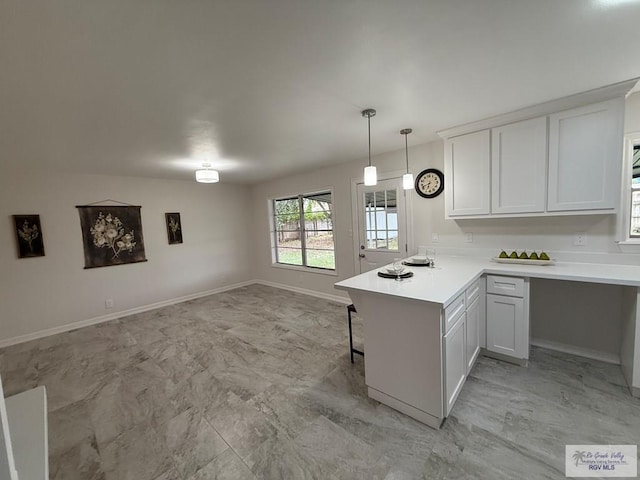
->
[415, 168, 444, 198]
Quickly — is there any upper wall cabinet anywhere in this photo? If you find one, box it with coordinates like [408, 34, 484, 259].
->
[491, 117, 547, 214]
[444, 130, 490, 217]
[438, 79, 636, 219]
[547, 98, 624, 212]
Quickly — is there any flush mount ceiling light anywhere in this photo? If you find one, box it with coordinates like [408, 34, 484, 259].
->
[195, 163, 219, 183]
[362, 108, 377, 186]
[400, 128, 414, 190]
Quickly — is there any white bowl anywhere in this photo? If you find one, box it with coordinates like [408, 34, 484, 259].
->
[410, 257, 428, 264]
[386, 267, 405, 275]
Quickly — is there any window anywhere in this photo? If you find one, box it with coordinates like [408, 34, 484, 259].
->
[272, 191, 335, 270]
[364, 189, 399, 251]
[631, 144, 640, 238]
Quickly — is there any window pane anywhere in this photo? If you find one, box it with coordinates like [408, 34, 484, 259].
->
[631, 190, 640, 237]
[276, 247, 302, 265]
[376, 239, 388, 249]
[306, 249, 335, 269]
[275, 212, 300, 229]
[273, 198, 300, 227]
[365, 192, 374, 206]
[305, 231, 334, 250]
[304, 215, 332, 230]
[388, 231, 399, 251]
[276, 232, 301, 248]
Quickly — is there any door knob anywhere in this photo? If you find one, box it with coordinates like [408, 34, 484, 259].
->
[359, 253, 366, 258]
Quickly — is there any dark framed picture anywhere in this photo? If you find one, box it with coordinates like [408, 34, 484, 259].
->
[165, 213, 183, 244]
[77, 205, 147, 269]
[13, 214, 45, 258]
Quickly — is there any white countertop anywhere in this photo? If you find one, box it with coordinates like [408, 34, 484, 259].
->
[334, 255, 640, 308]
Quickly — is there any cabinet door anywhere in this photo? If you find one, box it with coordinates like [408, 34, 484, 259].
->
[548, 98, 624, 212]
[465, 297, 480, 373]
[444, 314, 466, 416]
[445, 130, 490, 217]
[486, 294, 525, 359]
[491, 117, 547, 214]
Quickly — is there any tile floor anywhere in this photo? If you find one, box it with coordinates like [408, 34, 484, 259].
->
[1, 284, 639, 479]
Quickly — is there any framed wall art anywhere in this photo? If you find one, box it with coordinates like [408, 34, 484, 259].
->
[77, 204, 147, 269]
[13, 214, 45, 258]
[165, 212, 183, 245]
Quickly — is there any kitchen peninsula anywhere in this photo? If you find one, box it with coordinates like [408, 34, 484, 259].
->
[335, 255, 640, 428]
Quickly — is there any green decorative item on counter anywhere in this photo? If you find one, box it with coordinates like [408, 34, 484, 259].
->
[539, 252, 550, 261]
[529, 252, 539, 260]
[509, 251, 518, 259]
[519, 251, 529, 260]
[499, 250, 508, 259]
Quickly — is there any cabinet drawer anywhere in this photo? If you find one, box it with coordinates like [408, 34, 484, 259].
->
[465, 279, 481, 305]
[486, 275, 524, 298]
[444, 292, 465, 333]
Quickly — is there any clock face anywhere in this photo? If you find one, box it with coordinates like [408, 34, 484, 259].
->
[415, 169, 444, 198]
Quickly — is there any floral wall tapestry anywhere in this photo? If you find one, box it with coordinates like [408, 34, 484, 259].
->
[77, 205, 147, 269]
[13, 214, 45, 258]
[165, 212, 183, 245]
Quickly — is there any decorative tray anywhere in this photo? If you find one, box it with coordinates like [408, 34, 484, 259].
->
[492, 257, 555, 266]
[378, 271, 414, 279]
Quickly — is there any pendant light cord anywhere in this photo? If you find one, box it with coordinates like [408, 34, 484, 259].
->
[367, 115, 372, 167]
[404, 134, 409, 172]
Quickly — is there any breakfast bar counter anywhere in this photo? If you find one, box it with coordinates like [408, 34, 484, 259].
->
[335, 255, 640, 428]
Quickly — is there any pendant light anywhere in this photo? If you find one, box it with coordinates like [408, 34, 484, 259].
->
[400, 128, 414, 190]
[195, 162, 220, 183]
[361, 108, 377, 186]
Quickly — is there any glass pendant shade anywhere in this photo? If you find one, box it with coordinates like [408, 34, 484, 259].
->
[195, 169, 220, 183]
[364, 166, 377, 186]
[403, 172, 414, 190]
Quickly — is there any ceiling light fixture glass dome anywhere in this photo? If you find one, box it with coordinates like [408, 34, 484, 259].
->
[195, 163, 220, 183]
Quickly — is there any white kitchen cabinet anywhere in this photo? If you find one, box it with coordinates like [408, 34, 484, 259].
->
[491, 117, 547, 214]
[486, 274, 529, 361]
[444, 130, 491, 217]
[547, 98, 624, 212]
[444, 313, 466, 416]
[465, 296, 480, 373]
[487, 294, 525, 358]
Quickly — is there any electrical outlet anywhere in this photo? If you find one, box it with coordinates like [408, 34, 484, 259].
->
[574, 233, 588, 246]
[105, 299, 114, 309]
[431, 233, 440, 243]
[465, 232, 473, 243]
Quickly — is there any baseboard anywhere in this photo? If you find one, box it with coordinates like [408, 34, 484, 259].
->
[0, 280, 255, 349]
[253, 279, 351, 305]
[530, 337, 620, 365]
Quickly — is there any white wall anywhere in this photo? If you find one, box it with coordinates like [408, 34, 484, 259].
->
[0, 169, 252, 344]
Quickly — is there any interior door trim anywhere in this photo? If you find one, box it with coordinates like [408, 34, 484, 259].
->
[350, 170, 414, 275]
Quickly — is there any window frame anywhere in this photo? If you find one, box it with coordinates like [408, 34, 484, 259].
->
[269, 188, 337, 275]
[617, 132, 640, 251]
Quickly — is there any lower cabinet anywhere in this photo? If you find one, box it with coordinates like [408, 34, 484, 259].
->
[465, 297, 480, 373]
[485, 274, 530, 361]
[444, 313, 466, 416]
[486, 295, 524, 357]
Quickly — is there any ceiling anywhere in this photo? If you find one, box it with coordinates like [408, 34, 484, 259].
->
[1, 0, 640, 184]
